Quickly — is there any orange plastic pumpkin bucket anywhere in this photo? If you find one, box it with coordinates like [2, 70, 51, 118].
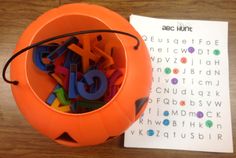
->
[3, 3, 152, 147]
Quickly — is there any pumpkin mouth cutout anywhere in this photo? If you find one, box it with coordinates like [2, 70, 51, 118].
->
[55, 132, 78, 145]
[25, 14, 127, 114]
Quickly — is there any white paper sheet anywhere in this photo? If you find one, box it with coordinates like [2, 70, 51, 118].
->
[124, 15, 233, 153]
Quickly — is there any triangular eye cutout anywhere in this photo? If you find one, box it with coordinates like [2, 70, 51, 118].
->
[135, 97, 148, 115]
[106, 136, 116, 141]
[55, 132, 77, 143]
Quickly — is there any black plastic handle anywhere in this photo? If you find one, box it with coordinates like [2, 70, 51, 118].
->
[2, 29, 140, 85]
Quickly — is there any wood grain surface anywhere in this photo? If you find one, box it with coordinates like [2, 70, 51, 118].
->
[0, 0, 235, 157]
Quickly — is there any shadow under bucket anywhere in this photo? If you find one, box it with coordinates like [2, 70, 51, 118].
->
[5, 3, 152, 147]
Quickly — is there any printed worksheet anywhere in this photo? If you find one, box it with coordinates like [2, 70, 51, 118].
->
[124, 15, 233, 153]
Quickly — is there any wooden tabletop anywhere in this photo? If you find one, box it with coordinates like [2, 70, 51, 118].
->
[0, 0, 235, 157]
